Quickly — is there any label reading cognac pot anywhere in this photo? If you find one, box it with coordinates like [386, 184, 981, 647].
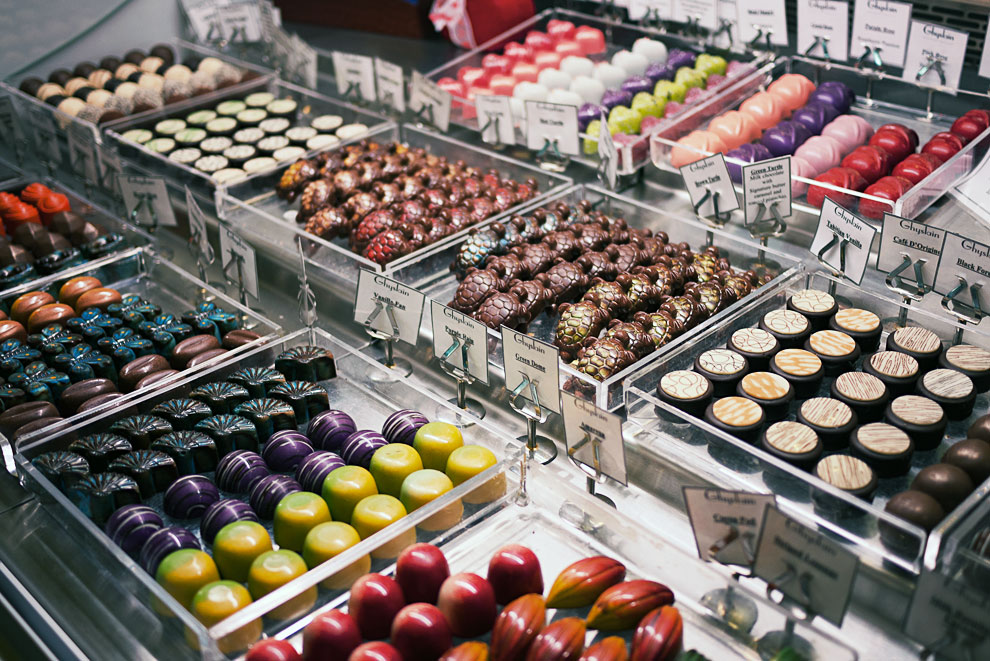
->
[904, 567, 990, 657]
[849, 0, 912, 67]
[736, 0, 790, 46]
[877, 213, 946, 288]
[932, 233, 990, 296]
[752, 506, 859, 625]
[684, 487, 776, 566]
[375, 58, 406, 112]
[809, 198, 877, 285]
[332, 52, 377, 102]
[354, 270, 425, 346]
[562, 392, 627, 485]
[117, 175, 178, 229]
[430, 301, 490, 385]
[742, 156, 792, 225]
[525, 101, 579, 156]
[410, 71, 451, 132]
[500, 327, 561, 415]
[903, 20, 968, 92]
[797, 0, 850, 61]
[680, 153, 740, 218]
[219, 224, 259, 299]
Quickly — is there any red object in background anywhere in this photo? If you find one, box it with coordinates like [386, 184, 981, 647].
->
[546, 19, 576, 42]
[951, 114, 987, 143]
[841, 145, 892, 184]
[892, 153, 943, 185]
[922, 136, 964, 162]
[37, 193, 70, 226]
[859, 176, 913, 220]
[246, 639, 301, 661]
[869, 129, 914, 163]
[430, 0, 535, 49]
[19, 183, 51, 206]
[503, 42, 534, 64]
[807, 167, 867, 209]
[876, 124, 919, 151]
[965, 109, 990, 125]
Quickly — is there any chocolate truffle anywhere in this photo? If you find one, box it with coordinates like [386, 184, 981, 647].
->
[916, 369, 976, 420]
[760, 421, 822, 470]
[190, 381, 250, 414]
[200, 499, 258, 545]
[703, 396, 766, 443]
[769, 348, 824, 399]
[194, 414, 259, 455]
[758, 309, 811, 350]
[295, 451, 345, 493]
[307, 409, 357, 453]
[68, 433, 132, 472]
[233, 398, 296, 444]
[694, 348, 749, 397]
[164, 475, 220, 519]
[139, 526, 199, 574]
[786, 290, 838, 330]
[885, 395, 947, 451]
[170, 334, 221, 369]
[942, 439, 990, 485]
[0, 401, 58, 434]
[655, 369, 714, 417]
[249, 474, 302, 519]
[969, 415, 990, 444]
[31, 450, 89, 490]
[829, 308, 881, 352]
[151, 431, 218, 474]
[269, 380, 330, 425]
[216, 450, 269, 493]
[108, 450, 179, 497]
[340, 430, 388, 468]
[887, 327, 943, 371]
[850, 423, 913, 477]
[109, 414, 172, 449]
[381, 410, 428, 446]
[119, 354, 171, 391]
[736, 371, 794, 422]
[804, 330, 860, 375]
[882, 490, 945, 552]
[274, 345, 337, 381]
[830, 371, 889, 423]
[150, 398, 213, 430]
[68, 472, 142, 525]
[796, 397, 857, 449]
[228, 366, 287, 398]
[911, 463, 975, 511]
[939, 344, 990, 393]
[727, 328, 780, 371]
[815, 454, 877, 500]
[105, 504, 164, 554]
[262, 430, 314, 471]
[863, 351, 920, 397]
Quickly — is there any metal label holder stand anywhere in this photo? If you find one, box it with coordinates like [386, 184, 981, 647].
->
[508, 374, 558, 464]
[693, 187, 733, 247]
[296, 236, 319, 343]
[362, 299, 415, 379]
[535, 137, 570, 173]
[883, 253, 930, 330]
[566, 431, 615, 508]
[746, 200, 787, 269]
[435, 333, 486, 427]
[940, 275, 985, 345]
[221, 245, 257, 330]
[854, 44, 884, 106]
[187, 219, 218, 304]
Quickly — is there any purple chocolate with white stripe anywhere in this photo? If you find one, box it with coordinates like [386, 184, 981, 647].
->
[306, 409, 356, 453]
[620, 76, 653, 96]
[645, 61, 674, 82]
[200, 498, 259, 544]
[215, 450, 269, 493]
[382, 409, 428, 446]
[139, 525, 199, 574]
[262, 430, 314, 471]
[163, 475, 220, 519]
[295, 450, 345, 492]
[249, 474, 302, 518]
[667, 49, 696, 70]
[105, 504, 164, 554]
[341, 430, 388, 469]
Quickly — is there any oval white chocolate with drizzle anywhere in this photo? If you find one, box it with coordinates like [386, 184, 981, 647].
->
[816, 454, 874, 490]
[892, 327, 941, 353]
[833, 308, 880, 332]
[740, 372, 790, 400]
[922, 369, 974, 399]
[762, 309, 809, 336]
[790, 289, 836, 313]
[834, 372, 886, 402]
[856, 422, 911, 455]
[869, 351, 918, 378]
[697, 349, 747, 376]
[711, 397, 763, 427]
[773, 349, 822, 376]
[890, 395, 944, 426]
[765, 421, 819, 454]
[800, 397, 853, 428]
[660, 370, 711, 400]
[809, 330, 857, 357]
[944, 345, 990, 373]
[730, 328, 778, 353]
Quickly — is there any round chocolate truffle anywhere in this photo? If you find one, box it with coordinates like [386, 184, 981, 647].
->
[787, 289, 838, 331]
[939, 344, 990, 392]
[796, 397, 856, 449]
[863, 350, 920, 397]
[911, 463, 975, 512]
[261, 430, 314, 472]
[804, 330, 860, 375]
[381, 409, 428, 446]
[969, 415, 990, 444]
[885, 395, 947, 451]
[163, 474, 220, 519]
[758, 309, 811, 350]
[881, 490, 945, 553]
[849, 422, 913, 477]
[916, 369, 976, 420]
[727, 328, 780, 371]
[942, 439, 990, 485]
[769, 348, 824, 399]
[215, 450, 269, 493]
[830, 371, 889, 423]
[105, 504, 164, 554]
[815, 454, 877, 500]
[694, 348, 749, 397]
[760, 421, 822, 470]
[736, 371, 794, 422]
[886, 327, 943, 371]
[829, 308, 881, 352]
[703, 396, 766, 443]
[656, 369, 714, 417]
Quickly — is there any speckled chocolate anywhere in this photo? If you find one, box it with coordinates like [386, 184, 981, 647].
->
[136, 314, 193, 355]
[107, 294, 161, 325]
[26, 324, 84, 358]
[7, 361, 70, 403]
[0, 338, 41, 377]
[65, 308, 123, 342]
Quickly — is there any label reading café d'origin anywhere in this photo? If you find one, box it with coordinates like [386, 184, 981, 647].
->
[877, 214, 946, 287]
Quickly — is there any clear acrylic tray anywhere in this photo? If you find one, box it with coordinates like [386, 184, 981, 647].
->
[5, 245, 283, 456]
[106, 78, 389, 212]
[215, 123, 572, 296]
[649, 57, 990, 219]
[623, 270, 990, 575]
[390, 183, 803, 411]
[15, 327, 521, 659]
[425, 7, 765, 176]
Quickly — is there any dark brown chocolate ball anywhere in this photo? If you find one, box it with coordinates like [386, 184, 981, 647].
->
[48, 68, 72, 86]
[99, 56, 122, 71]
[123, 49, 146, 65]
[150, 44, 175, 65]
[942, 439, 990, 485]
[968, 414, 990, 443]
[73, 62, 97, 78]
[884, 489, 945, 532]
[19, 77, 43, 97]
[911, 463, 975, 512]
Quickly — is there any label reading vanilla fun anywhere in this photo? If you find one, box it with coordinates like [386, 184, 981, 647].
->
[354, 270, 425, 345]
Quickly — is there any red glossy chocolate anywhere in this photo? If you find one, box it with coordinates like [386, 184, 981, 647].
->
[965, 109, 990, 125]
[456, 67, 489, 89]
[547, 19, 576, 42]
[807, 167, 868, 209]
[481, 54, 512, 75]
[929, 132, 965, 151]
[524, 31, 553, 52]
[246, 639, 301, 661]
[877, 124, 919, 150]
[503, 42, 534, 63]
[840, 145, 891, 184]
[951, 115, 988, 143]
[891, 153, 942, 185]
[869, 129, 914, 163]
[859, 175, 913, 220]
[922, 136, 963, 162]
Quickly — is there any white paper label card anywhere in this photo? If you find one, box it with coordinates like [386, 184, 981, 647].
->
[809, 198, 877, 285]
[933, 232, 990, 297]
[410, 71, 452, 132]
[628, 0, 674, 21]
[903, 21, 968, 91]
[904, 567, 990, 655]
[332, 52, 377, 102]
[683, 487, 776, 566]
[219, 3, 263, 42]
[674, 0, 719, 30]
[562, 392, 627, 485]
[981, 22, 990, 78]
[220, 224, 259, 299]
[354, 270, 425, 346]
[186, 3, 221, 42]
[185, 186, 212, 258]
[742, 156, 792, 224]
[797, 0, 850, 61]
[501, 326, 561, 415]
[877, 214, 945, 287]
[475, 94, 515, 146]
[98, 147, 123, 198]
[753, 506, 859, 625]
[850, 0, 912, 67]
[430, 301, 490, 385]
[598, 111, 618, 189]
[952, 151, 990, 219]
[716, 0, 742, 47]
[375, 58, 406, 112]
[525, 101, 580, 156]
[118, 175, 178, 228]
[680, 154, 740, 217]
[736, 0, 789, 46]
[67, 122, 99, 184]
